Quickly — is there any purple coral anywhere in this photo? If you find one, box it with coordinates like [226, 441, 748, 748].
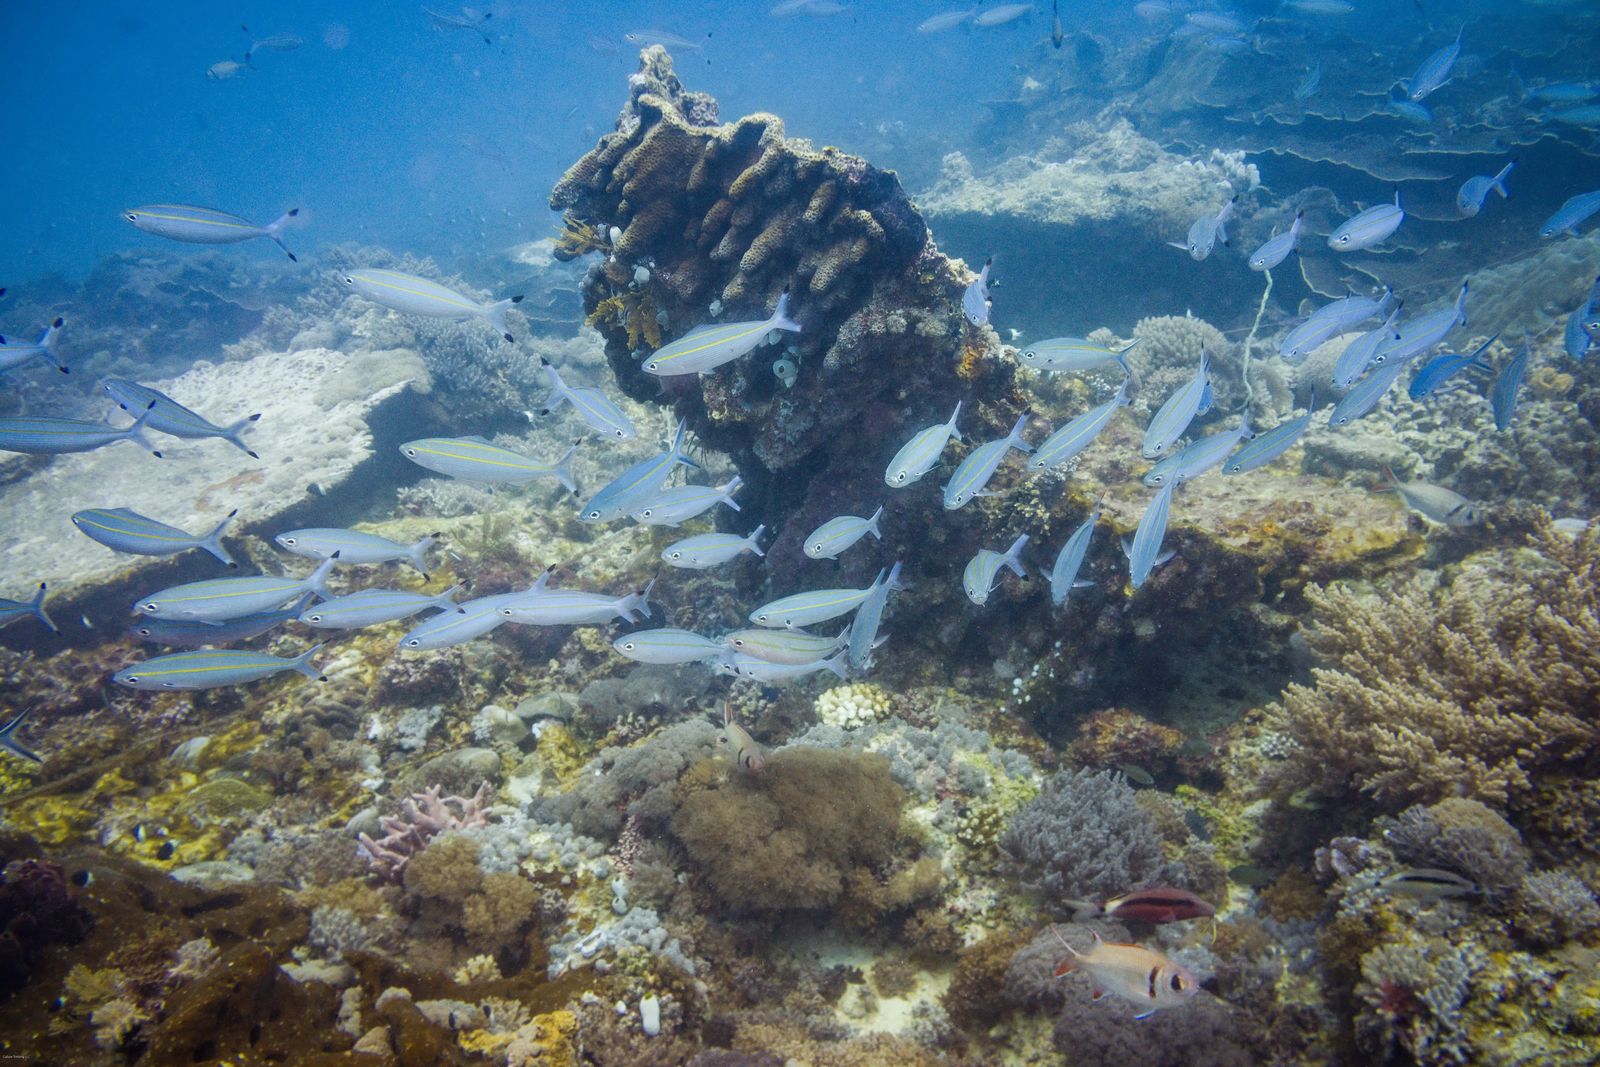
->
[356, 783, 492, 880]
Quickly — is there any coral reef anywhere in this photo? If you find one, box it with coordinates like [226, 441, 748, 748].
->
[356, 783, 493, 880]
[1263, 517, 1600, 811]
[1381, 798, 1529, 896]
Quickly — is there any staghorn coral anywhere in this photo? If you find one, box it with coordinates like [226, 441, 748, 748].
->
[999, 768, 1173, 907]
[1263, 516, 1600, 811]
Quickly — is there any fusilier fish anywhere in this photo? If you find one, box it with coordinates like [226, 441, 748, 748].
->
[1172, 197, 1236, 260]
[1566, 276, 1600, 359]
[1049, 505, 1100, 607]
[917, 8, 976, 33]
[72, 508, 237, 566]
[341, 269, 524, 342]
[805, 505, 884, 559]
[1052, 930, 1201, 1019]
[275, 528, 437, 574]
[425, 6, 494, 44]
[1144, 411, 1251, 485]
[1280, 288, 1392, 363]
[399, 590, 531, 650]
[846, 562, 901, 668]
[622, 28, 708, 50]
[579, 419, 699, 523]
[100, 379, 260, 457]
[1384, 97, 1433, 124]
[1028, 380, 1130, 471]
[749, 580, 879, 630]
[1329, 358, 1411, 427]
[1225, 399, 1315, 475]
[1370, 282, 1468, 366]
[1539, 190, 1600, 238]
[401, 436, 579, 491]
[1128, 478, 1179, 589]
[1248, 211, 1302, 271]
[1331, 303, 1404, 389]
[724, 626, 848, 665]
[0, 403, 162, 457]
[0, 318, 68, 376]
[631, 476, 743, 526]
[131, 595, 312, 648]
[0, 584, 57, 634]
[1489, 336, 1530, 431]
[962, 259, 993, 326]
[612, 628, 724, 664]
[885, 402, 962, 487]
[136, 556, 337, 623]
[1378, 466, 1483, 525]
[498, 581, 653, 626]
[661, 525, 766, 569]
[974, 3, 1032, 26]
[1328, 190, 1404, 251]
[124, 205, 299, 260]
[1294, 62, 1321, 100]
[715, 649, 849, 683]
[113, 646, 324, 690]
[298, 586, 463, 630]
[1457, 161, 1515, 218]
[719, 704, 766, 774]
[642, 292, 801, 376]
[1142, 351, 1211, 458]
[1408, 336, 1495, 400]
[944, 413, 1032, 509]
[963, 534, 1028, 606]
[1017, 337, 1138, 375]
[536, 358, 635, 440]
[1407, 26, 1463, 101]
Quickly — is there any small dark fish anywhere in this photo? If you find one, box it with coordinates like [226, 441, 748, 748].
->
[1228, 864, 1277, 887]
[1381, 867, 1477, 899]
[156, 840, 177, 861]
[1052, 0, 1064, 48]
[1113, 762, 1155, 786]
[1489, 337, 1530, 431]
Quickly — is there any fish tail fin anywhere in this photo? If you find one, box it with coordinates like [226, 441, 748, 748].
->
[627, 577, 657, 621]
[885, 560, 906, 592]
[668, 418, 705, 472]
[407, 534, 437, 577]
[720, 475, 743, 512]
[484, 295, 524, 343]
[125, 401, 164, 458]
[291, 643, 326, 681]
[1004, 534, 1030, 578]
[224, 412, 261, 458]
[28, 583, 59, 634]
[538, 357, 571, 413]
[746, 524, 768, 557]
[770, 288, 801, 333]
[201, 510, 239, 567]
[1493, 159, 1515, 196]
[947, 400, 964, 443]
[263, 208, 299, 261]
[822, 648, 850, 681]
[866, 504, 885, 540]
[553, 440, 581, 494]
[0, 708, 42, 764]
[306, 554, 339, 600]
[38, 318, 68, 373]
[1006, 412, 1034, 454]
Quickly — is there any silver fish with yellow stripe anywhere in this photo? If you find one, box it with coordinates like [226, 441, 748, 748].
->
[0, 583, 58, 634]
[715, 649, 849, 684]
[749, 567, 899, 630]
[804, 505, 884, 560]
[1028, 380, 1129, 472]
[100, 379, 260, 458]
[401, 436, 578, 491]
[661, 525, 766, 568]
[0, 318, 68, 376]
[341, 268, 523, 342]
[722, 625, 848, 665]
[537, 358, 635, 440]
[631, 476, 742, 526]
[72, 508, 237, 566]
[612, 628, 724, 664]
[136, 556, 337, 622]
[1141, 351, 1211, 458]
[275, 528, 437, 575]
[642, 292, 801, 377]
[298, 586, 462, 630]
[885, 401, 962, 487]
[113, 645, 324, 690]
[0, 403, 163, 457]
[944, 413, 1031, 509]
[579, 418, 698, 523]
[963, 534, 1028, 606]
[132, 594, 312, 647]
[124, 204, 299, 260]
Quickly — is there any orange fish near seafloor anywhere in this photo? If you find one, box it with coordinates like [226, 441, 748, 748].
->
[1053, 930, 1202, 1020]
[719, 703, 766, 775]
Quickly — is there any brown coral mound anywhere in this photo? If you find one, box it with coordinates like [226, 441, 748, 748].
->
[670, 748, 925, 916]
[1265, 517, 1600, 810]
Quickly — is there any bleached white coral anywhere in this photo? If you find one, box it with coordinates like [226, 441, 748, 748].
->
[815, 683, 894, 729]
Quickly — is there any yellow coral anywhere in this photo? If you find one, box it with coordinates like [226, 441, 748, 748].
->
[552, 214, 611, 260]
[536, 723, 587, 788]
[955, 338, 987, 381]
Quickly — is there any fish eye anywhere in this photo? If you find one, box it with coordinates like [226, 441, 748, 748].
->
[811, 543, 822, 552]
[343, 275, 354, 284]
[406, 638, 420, 647]
[587, 510, 601, 519]
[124, 212, 138, 222]
[307, 614, 323, 623]
[622, 642, 635, 651]
[404, 448, 417, 457]
[143, 602, 159, 612]
[669, 551, 681, 560]
[283, 537, 296, 545]
[1337, 234, 1350, 245]
[125, 675, 139, 682]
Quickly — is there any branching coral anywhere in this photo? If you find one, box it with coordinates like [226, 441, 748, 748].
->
[1263, 517, 1600, 811]
[553, 214, 612, 261]
[356, 783, 493, 880]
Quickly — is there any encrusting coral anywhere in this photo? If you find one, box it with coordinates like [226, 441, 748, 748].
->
[1262, 516, 1600, 812]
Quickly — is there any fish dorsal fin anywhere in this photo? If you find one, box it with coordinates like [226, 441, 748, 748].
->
[460, 435, 493, 444]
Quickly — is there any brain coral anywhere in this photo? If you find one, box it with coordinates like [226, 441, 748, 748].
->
[669, 747, 917, 915]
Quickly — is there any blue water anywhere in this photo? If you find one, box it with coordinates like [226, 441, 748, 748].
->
[0, 0, 1060, 283]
